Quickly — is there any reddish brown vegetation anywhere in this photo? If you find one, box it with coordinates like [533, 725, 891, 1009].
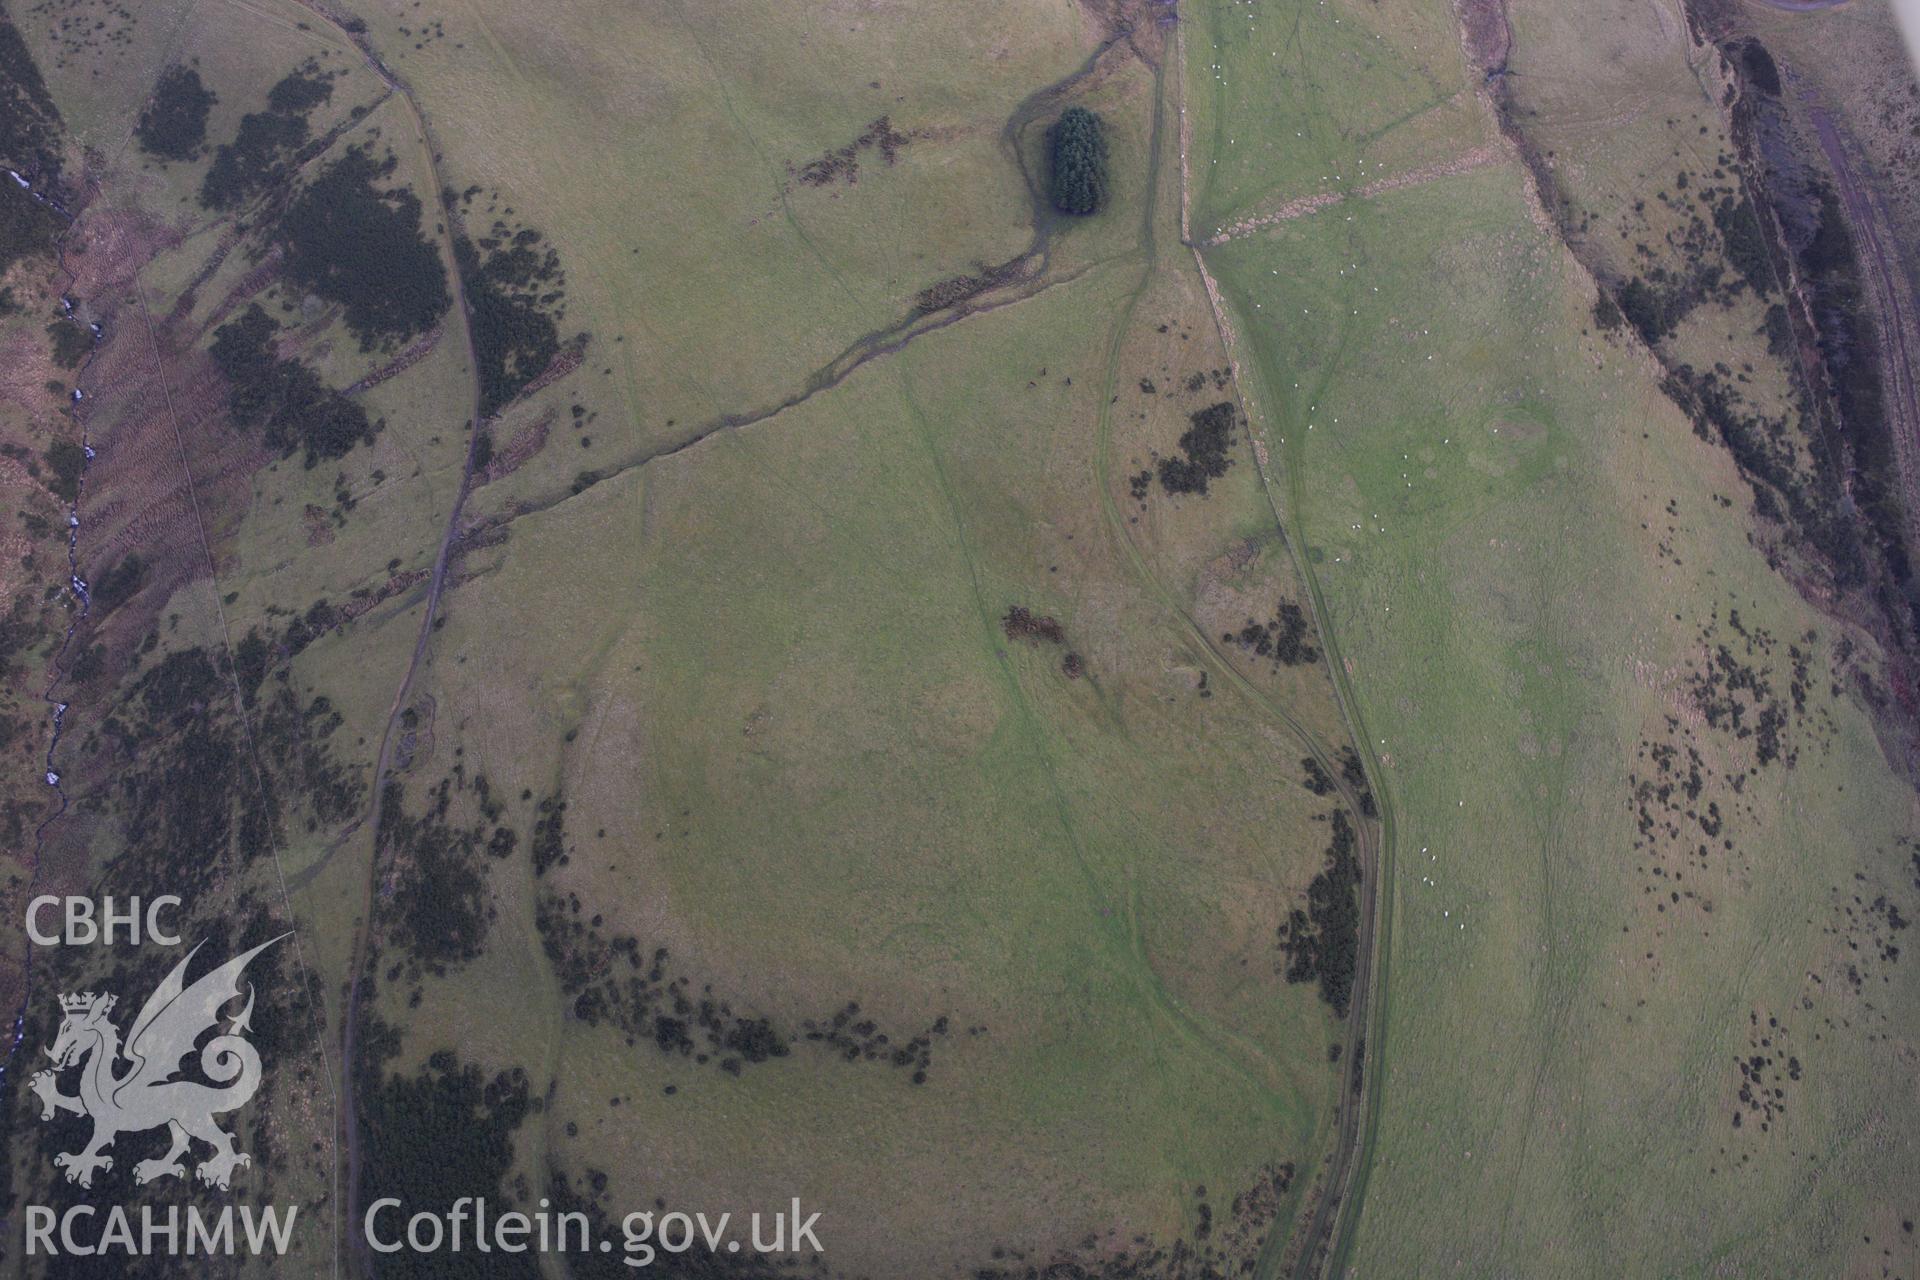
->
[794, 116, 914, 187]
[913, 255, 1032, 314]
[304, 502, 336, 547]
[347, 323, 442, 396]
[1456, 0, 1512, 75]
[1002, 605, 1066, 646]
[510, 334, 587, 406]
[165, 226, 242, 324]
[199, 245, 285, 332]
[475, 412, 551, 485]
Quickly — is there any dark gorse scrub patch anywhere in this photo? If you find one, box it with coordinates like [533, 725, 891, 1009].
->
[0, 0, 63, 174]
[913, 256, 1025, 314]
[1048, 105, 1108, 216]
[0, 27, 62, 280]
[357, 1025, 541, 1280]
[210, 302, 380, 464]
[794, 114, 912, 187]
[45, 315, 93, 368]
[1337, 745, 1378, 818]
[41, 439, 84, 502]
[278, 147, 449, 351]
[92, 638, 360, 899]
[1225, 601, 1319, 667]
[1158, 401, 1238, 496]
[1003, 604, 1087, 677]
[1002, 604, 1066, 646]
[537, 891, 957, 1083]
[88, 554, 145, 614]
[199, 63, 335, 210]
[452, 190, 574, 414]
[0, 179, 60, 277]
[377, 779, 496, 972]
[1277, 809, 1363, 1016]
[134, 66, 216, 162]
[529, 790, 568, 875]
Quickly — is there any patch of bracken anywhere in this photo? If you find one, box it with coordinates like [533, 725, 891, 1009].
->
[1002, 604, 1066, 646]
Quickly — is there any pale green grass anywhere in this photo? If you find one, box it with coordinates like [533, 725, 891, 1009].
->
[413, 260, 1341, 1268]
[1206, 113, 1920, 1278]
[1183, 0, 1477, 239]
[104, 6, 372, 224]
[337, 0, 1098, 459]
[1501, 0, 1810, 461]
[332, 6, 1380, 1269]
[385, 64, 1365, 1256]
[12, 0, 197, 150]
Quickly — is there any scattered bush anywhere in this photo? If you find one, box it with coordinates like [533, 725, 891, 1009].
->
[530, 791, 567, 876]
[795, 115, 911, 186]
[1003, 605, 1066, 646]
[380, 779, 493, 968]
[1225, 601, 1319, 666]
[914, 257, 1023, 313]
[1338, 745, 1378, 818]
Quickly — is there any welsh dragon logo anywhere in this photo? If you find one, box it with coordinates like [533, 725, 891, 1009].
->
[29, 935, 285, 1190]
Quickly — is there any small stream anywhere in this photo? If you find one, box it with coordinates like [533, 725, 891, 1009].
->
[1, 165, 105, 1086]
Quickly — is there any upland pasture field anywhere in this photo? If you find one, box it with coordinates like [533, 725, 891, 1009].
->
[2, 0, 1916, 1277]
[1190, 0, 1920, 1274]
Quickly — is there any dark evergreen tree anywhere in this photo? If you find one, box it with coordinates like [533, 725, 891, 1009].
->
[1048, 106, 1109, 216]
